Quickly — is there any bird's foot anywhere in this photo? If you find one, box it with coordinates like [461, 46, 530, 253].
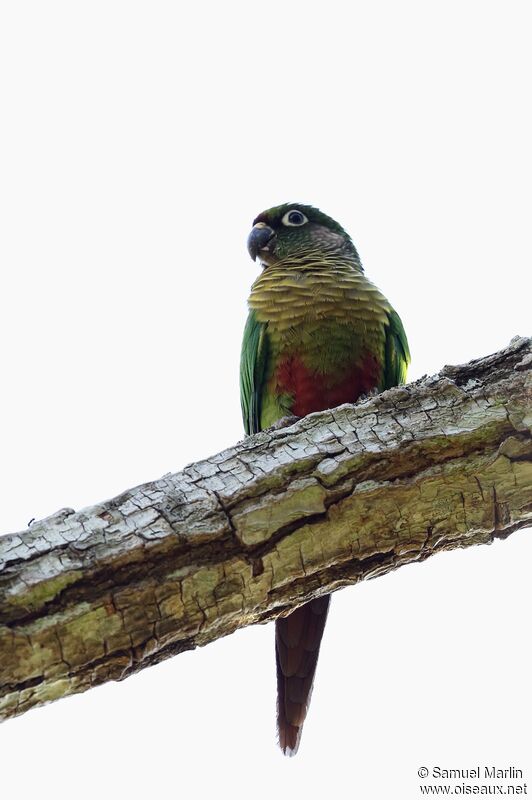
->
[267, 415, 301, 431]
[357, 387, 380, 402]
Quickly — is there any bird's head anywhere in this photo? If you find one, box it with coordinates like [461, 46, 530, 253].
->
[247, 203, 361, 270]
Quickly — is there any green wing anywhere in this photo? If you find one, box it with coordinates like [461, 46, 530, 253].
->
[383, 309, 411, 389]
[240, 310, 270, 435]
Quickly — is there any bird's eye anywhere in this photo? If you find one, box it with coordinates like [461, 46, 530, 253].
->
[282, 209, 308, 227]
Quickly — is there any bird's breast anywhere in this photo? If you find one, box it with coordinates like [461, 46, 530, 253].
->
[273, 351, 382, 417]
[249, 265, 390, 333]
[249, 264, 390, 425]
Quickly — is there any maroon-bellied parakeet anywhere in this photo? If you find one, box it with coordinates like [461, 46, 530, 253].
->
[240, 203, 410, 755]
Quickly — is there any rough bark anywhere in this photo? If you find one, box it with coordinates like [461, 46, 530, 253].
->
[0, 337, 531, 722]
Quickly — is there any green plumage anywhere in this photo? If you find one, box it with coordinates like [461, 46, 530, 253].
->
[240, 310, 269, 436]
[241, 204, 410, 434]
[240, 203, 410, 754]
[383, 308, 410, 388]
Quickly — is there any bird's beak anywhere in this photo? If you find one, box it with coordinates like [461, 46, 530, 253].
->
[247, 222, 276, 262]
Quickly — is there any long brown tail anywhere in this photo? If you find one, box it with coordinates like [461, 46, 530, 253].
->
[275, 594, 331, 756]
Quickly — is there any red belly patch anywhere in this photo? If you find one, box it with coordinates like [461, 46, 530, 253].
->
[274, 353, 382, 417]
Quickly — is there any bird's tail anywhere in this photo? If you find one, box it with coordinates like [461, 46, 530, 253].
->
[275, 594, 331, 756]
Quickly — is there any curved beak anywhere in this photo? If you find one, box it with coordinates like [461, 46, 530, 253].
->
[247, 222, 275, 262]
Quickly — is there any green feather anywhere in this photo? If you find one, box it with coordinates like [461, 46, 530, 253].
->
[383, 309, 411, 389]
[239, 310, 269, 435]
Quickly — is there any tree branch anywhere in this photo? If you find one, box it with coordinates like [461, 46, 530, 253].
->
[1, 337, 531, 721]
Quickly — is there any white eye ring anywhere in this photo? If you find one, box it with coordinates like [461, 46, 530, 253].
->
[281, 209, 308, 227]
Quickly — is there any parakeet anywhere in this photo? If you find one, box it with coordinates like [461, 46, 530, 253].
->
[240, 203, 410, 756]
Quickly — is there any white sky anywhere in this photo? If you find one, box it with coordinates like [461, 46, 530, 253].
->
[1, 2, 530, 798]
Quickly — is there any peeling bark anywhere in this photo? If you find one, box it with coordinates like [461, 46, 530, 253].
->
[0, 337, 531, 722]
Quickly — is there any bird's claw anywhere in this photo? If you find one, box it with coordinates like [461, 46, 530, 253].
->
[357, 387, 380, 402]
[267, 415, 301, 431]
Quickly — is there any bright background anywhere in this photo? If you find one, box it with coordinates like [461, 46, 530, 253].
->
[1, 2, 530, 797]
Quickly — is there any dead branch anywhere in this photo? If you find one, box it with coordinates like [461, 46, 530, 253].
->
[0, 336, 530, 721]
